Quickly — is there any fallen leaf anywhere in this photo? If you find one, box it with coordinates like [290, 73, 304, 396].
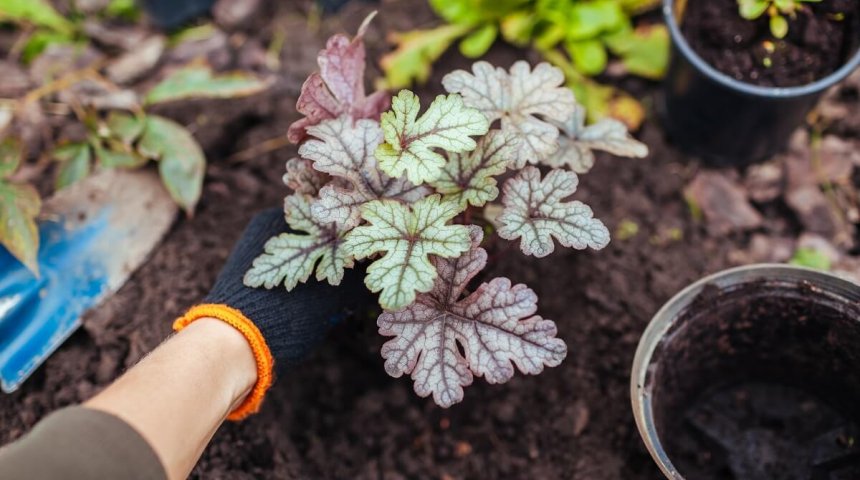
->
[138, 115, 205, 214]
[106, 36, 165, 85]
[684, 171, 762, 235]
[144, 62, 269, 105]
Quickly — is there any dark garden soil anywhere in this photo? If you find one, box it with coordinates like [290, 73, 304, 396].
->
[0, 1, 858, 479]
[681, 0, 860, 87]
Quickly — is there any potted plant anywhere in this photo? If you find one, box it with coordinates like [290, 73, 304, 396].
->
[631, 264, 860, 479]
[660, 0, 860, 165]
[244, 14, 649, 407]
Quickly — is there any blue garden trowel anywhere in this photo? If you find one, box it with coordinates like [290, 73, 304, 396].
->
[0, 168, 177, 392]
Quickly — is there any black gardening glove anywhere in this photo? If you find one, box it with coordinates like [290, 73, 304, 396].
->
[174, 207, 367, 419]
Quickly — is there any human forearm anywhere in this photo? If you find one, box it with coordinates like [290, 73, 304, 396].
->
[85, 318, 257, 480]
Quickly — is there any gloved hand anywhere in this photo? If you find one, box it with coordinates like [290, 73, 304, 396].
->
[173, 208, 367, 420]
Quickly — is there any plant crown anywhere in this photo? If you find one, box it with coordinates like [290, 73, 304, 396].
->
[245, 15, 648, 406]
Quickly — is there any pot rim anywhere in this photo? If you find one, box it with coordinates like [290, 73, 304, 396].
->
[630, 263, 860, 480]
[662, 0, 860, 98]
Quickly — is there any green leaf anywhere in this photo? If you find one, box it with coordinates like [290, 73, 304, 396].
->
[144, 64, 270, 106]
[52, 142, 91, 189]
[94, 140, 148, 169]
[380, 24, 471, 89]
[430, 131, 517, 207]
[21, 30, 76, 64]
[0, 137, 22, 178]
[567, 39, 608, 76]
[138, 115, 205, 214]
[430, 0, 483, 24]
[0, 180, 41, 275]
[244, 194, 353, 290]
[500, 11, 536, 46]
[604, 25, 670, 80]
[459, 23, 498, 58]
[376, 90, 490, 185]
[789, 247, 832, 271]
[104, 0, 139, 20]
[533, 23, 566, 50]
[770, 14, 788, 38]
[567, 0, 626, 41]
[106, 111, 145, 145]
[0, 0, 74, 33]
[738, 0, 770, 19]
[618, 0, 662, 14]
[343, 194, 472, 310]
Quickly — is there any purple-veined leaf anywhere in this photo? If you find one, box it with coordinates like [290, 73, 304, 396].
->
[287, 13, 390, 144]
[442, 61, 576, 166]
[343, 194, 471, 310]
[299, 116, 428, 228]
[378, 226, 567, 407]
[283, 157, 329, 196]
[544, 103, 648, 174]
[244, 194, 353, 290]
[498, 166, 609, 257]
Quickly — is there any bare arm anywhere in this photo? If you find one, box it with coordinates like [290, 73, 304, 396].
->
[86, 318, 257, 480]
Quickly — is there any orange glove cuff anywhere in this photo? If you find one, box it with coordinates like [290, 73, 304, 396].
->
[173, 304, 274, 421]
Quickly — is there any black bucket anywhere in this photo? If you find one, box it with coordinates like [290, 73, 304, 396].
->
[632, 265, 860, 479]
[659, 0, 860, 167]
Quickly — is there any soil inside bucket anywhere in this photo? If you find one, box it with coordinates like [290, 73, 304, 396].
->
[680, 0, 860, 87]
[651, 281, 860, 480]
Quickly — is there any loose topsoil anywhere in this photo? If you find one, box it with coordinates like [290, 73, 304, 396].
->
[681, 0, 860, 87]
[0, 1, 857, 479]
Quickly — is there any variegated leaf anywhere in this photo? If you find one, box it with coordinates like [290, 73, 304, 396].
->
[343, 194, 471, 310]
[378, 226, 567, 407]
[498, 167, 609, 258]
[300, 116, 428, 228]
[376, 90, 490, 185]
[287, 12, 390, 143]
[544, 103, 648, 174]
[244, 194, 353, 290]
[442, 61, 576, 166]
[283, 157, 329, 195]
[430, 131, 517, 208]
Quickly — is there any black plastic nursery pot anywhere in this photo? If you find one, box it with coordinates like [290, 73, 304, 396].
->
[659, 0, 860, 166]
[631, 265, 860, 480]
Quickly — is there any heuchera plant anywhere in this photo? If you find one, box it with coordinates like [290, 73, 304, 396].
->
[245, 14, 648, 407]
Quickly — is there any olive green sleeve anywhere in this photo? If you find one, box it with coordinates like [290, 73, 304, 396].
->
[0, 406, 167, 480]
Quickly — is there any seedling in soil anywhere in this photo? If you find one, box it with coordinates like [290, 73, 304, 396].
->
[738, 0, 822, 39]
[246, 15, 649, 407]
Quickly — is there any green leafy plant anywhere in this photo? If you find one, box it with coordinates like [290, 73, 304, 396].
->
[246, 17, 649, 406]
[379, 0, 669, 129]
[0, 57, 269, 274]
[0, 0, 142, 62]
[738, 0, 821, 39]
